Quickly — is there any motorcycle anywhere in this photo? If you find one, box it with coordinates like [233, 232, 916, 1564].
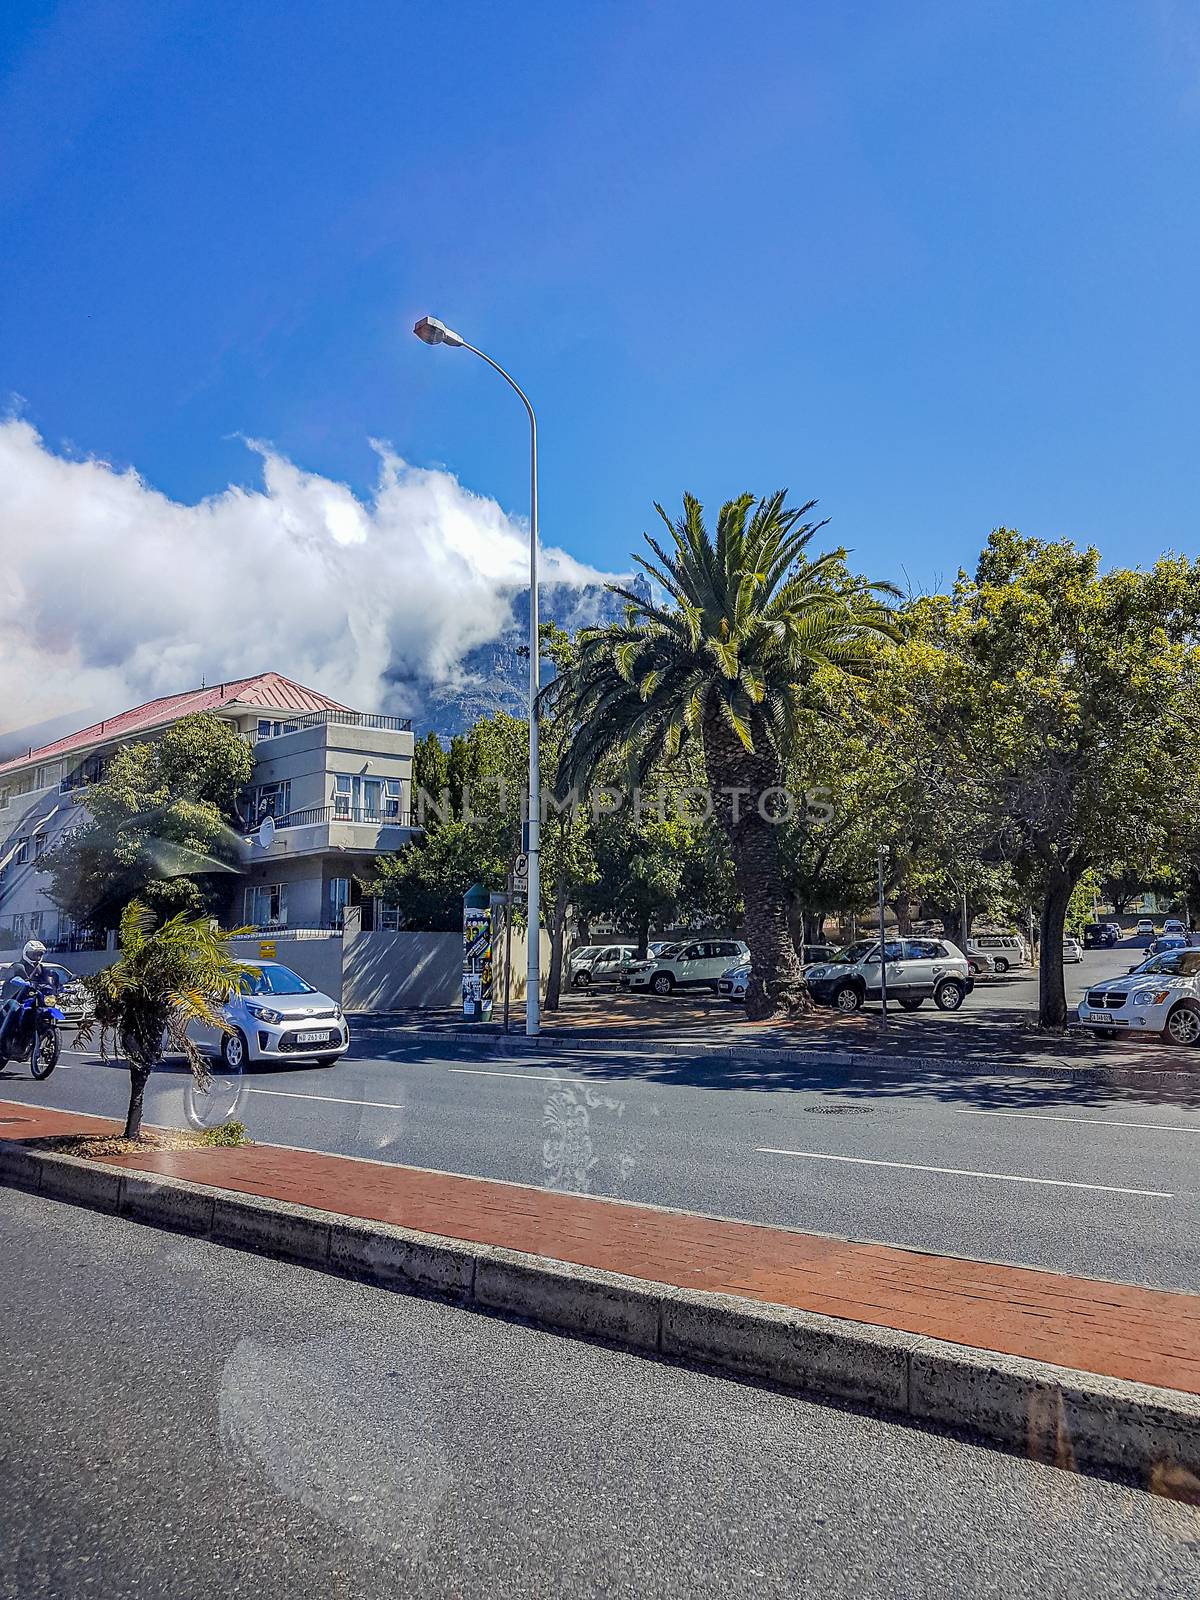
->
[0, 975, 65, 1079]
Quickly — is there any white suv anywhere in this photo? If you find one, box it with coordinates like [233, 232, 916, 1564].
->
[1077, 946, 1200, 1046]
[965, 933, 1027, 973]
[805, 939, 973, 1012]
[630, 939, 748, 995]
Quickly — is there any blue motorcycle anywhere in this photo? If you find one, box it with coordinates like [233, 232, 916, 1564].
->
[0, 976, 64, 1079]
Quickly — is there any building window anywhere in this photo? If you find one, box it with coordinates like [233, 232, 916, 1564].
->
[0, 788, 9, 810]
[253, 780, 291, 821]
[245, 883, 288, 927]
[334, 775, 352, 818]
[34, 833, 48, 859]
[256, 718, 300, 740]
[377, 902, 402, 932]
[328, 877, 350, 926]
[34, 762, 61, 791]
[29, 910, 43, 934]
[11, 914, 25, 938]
[13, 837, 29, 865]
[383, 778, 403, 818]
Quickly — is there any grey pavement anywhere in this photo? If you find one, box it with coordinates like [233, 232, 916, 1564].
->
[5, 1012, 1200, 1295]
[3, 1189, 1198, 1600]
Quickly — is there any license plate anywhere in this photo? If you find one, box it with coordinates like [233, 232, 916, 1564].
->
[1090, 1012, 1112, 1023]
[296, 1030, 331, 1044]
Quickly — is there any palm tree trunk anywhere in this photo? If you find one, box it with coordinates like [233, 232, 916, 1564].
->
[124, 1062, 151, 1140]
[704, 711, 810, 1020]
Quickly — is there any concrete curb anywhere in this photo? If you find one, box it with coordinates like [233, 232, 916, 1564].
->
[4, 1140, 1198, 1493]
[373, 1026, 1200, 1092]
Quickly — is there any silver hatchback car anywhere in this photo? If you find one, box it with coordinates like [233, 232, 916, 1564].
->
[190, 959, 350, 1068]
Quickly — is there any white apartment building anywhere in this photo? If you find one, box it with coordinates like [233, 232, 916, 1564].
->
[0, 672, 417, 947]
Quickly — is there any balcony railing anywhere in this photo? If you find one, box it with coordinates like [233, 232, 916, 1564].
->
[274, 805, 416, 829]
[252, 709, 412, 741]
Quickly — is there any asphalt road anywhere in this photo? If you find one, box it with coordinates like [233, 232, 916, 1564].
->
[3, 1190, 1196, 1600]
[4, 946, 1199, 1295]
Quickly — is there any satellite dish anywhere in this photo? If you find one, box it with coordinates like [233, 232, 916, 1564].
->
[256, 815, 276, 850]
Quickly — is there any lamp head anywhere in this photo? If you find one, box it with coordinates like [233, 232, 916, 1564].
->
[413, 315, 465, 348]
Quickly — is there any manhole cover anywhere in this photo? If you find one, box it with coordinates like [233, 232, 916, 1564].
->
[805, 1104, 873, 1115]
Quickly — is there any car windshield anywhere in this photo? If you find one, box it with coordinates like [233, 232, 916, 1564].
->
[1132, 950, 1200, 977]
[240, 965, 316, 996]
[827, 941, 877, 964]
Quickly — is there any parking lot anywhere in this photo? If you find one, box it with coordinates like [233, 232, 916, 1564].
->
[548, 940, 1194, 1071]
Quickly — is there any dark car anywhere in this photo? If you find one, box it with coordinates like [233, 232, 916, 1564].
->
[1083, 923, 1117, 949]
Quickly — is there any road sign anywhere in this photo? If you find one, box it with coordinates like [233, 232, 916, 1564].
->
[513, 852, 529, 891]
[258, 940, 277, 959]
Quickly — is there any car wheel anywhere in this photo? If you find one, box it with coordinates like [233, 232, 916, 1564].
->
[1164, 1004, 1200, 1047]
[832, 983, 862, 1013]
[898, 998, 923, 1011]
[572, 971, 591, 988]
[221, 1029, 249, 1070]
[934, 979, 966, 1011]
[651, 973, 674, 996]
[992, 957, 1009, 974]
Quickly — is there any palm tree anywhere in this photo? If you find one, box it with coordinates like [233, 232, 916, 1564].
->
[76, 902, 250, 1139]
[549, 492, 901, 1019]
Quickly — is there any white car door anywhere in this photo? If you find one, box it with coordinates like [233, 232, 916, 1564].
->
[676, 943, 706, 985]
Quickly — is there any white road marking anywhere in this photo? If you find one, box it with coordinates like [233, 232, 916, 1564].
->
[245, 1087, 406, 1112]
[959, 1108, 1200, 1135]
[756, 1147, 1172, 1198]
[448, 1066, 618, 1085]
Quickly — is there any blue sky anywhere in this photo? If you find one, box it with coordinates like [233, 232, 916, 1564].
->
[2, 0, 1198, 594]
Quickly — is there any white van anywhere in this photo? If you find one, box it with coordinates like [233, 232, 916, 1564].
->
[965, 933, 1028, 973]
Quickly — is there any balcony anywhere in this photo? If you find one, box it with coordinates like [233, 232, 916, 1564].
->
[251, 709, 412, 743]
[241, 803, 418, 861]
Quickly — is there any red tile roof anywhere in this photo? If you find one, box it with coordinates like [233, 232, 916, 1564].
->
[0, 673, 350, 778]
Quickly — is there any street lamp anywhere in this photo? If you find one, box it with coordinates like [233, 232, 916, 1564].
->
[413, 315, 542, 1036]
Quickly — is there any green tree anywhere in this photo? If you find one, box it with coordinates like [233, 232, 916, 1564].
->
[75, 901, 249, 1139]
[43, 713, 253, 933]
[549, 492, 900, 1018]
[912, 532, 1200, 1027]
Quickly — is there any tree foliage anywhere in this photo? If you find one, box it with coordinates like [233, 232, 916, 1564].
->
[42, 713, 253, 933]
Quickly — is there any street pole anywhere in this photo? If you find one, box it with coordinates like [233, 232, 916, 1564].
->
[412, 317, 541, 1035]
[877, 844, 889, 1025]
[961, 889, 968, 950]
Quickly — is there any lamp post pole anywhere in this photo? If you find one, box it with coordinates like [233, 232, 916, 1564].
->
[413, 316, 541, 1034]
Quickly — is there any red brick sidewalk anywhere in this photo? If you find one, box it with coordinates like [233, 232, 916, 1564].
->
[6, 1100, 1200, 1396]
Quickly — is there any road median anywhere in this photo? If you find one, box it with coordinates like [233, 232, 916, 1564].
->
[4, 1099, 1199, 1500]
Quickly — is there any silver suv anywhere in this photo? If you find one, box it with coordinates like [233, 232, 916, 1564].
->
[804, 938, 973, 1013]
[628, 939, 748, 995]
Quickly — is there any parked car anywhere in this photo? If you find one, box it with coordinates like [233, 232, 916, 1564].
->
[804, 938, 973, 1013]
[1105, 922, 1123, 940]
[45, 963, 93, 1025]
[1062, 936, 1084, 963]
[630, 939, 748, 995]
[1082, 922, 1117, 950]
[188, 959, 349, 1068]
[965, 933, 1027, 973]
[1164, 919, 1187, 935]
[567, 945, 601, 972]
[622, 943, 684, 987]
[966, 949, 998, 976]
[571, 945, 635, 987]
[1078, 946, 1200, 1046]
[1135, 917, 1156, 938]
[1146, 935, 1189, 960]
[716, 945, 835, 1001]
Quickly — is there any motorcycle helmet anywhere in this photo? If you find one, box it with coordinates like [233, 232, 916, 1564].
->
[22, 939, 47, 965]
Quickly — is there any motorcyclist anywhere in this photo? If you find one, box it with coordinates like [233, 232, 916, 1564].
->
[0, 939, 60, 1055]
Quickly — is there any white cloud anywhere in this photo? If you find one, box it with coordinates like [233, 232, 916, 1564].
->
[0, 419, 612, 737]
